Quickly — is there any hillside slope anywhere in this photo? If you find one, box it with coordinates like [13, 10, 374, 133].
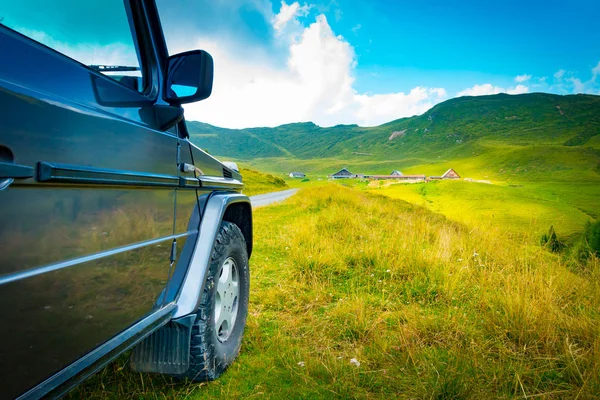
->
[189, 93, 600, 181]
[240, 168, 288, 196]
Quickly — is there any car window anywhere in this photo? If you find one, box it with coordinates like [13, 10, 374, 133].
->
[0, 0, 146, 93]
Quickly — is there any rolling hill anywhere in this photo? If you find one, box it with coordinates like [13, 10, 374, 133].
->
[188, 93, 600, 182]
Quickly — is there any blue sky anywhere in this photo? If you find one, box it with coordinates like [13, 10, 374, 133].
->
[4, 0, 599, 128]
[153, 0, 600, 127]
[333, 0, 600, 94]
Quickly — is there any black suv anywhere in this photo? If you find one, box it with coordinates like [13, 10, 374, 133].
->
[0, 1, 252, 398]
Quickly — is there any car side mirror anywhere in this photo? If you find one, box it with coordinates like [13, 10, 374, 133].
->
[165, 50, 213, 104]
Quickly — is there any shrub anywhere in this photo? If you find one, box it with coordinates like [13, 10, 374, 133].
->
[586, 220, 600, 256]
[574, 221, 600, 260]
[540, 225, 564, 253]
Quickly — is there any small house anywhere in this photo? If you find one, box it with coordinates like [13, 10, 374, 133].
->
[289, 172, 306, 178]
[369, 174, 426, 181]
[442, 168, 460, 179]
[390, 170, 403, 176]
[329, 168, 353, 179]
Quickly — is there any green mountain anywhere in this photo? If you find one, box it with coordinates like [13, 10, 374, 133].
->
[188, 93, 600, 182]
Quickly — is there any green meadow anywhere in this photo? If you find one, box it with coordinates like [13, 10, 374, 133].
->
[362, 179, 599, 243]
[73, 185, 600, 399]
[238, 168, 289, 196]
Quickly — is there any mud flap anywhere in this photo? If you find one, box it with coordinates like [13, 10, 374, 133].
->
[130, 315, 195, 375]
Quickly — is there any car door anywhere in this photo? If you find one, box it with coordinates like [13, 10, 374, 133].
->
[0, 1, 179, 398]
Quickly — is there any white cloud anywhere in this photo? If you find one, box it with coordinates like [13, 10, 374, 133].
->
[592, 61, 600, 82]
[554, 69, 565, 80]
[456, 83, 529, 97]
[351, 24, 361, 34]
[273, 1, 311, 33]
[183, 14, 447, 128]
[549, 62, 600, 94]
[569, 77, 585, 93]
[508, 85, 530, 94]
[515, 74, 531, 83]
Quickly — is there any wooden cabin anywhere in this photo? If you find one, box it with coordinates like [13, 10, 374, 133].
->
[442, 168, 460, 179]
[329, 168, 353, 179]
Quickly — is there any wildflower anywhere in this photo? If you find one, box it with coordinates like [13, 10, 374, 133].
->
[350, 358, 361, 367]
[370, 273, 374, 277]
[297, 361, 305, 367]
[386, 269, 391, 273]
[473, 252, 479, 257]
[457, 258, 463, 262]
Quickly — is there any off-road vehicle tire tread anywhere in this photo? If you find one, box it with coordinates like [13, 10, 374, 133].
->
[176, 221, 249, 382]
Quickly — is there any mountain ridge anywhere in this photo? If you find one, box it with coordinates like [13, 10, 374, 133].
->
[187, 93, 600, 181]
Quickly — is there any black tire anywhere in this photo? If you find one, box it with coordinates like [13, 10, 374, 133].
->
[176, 221, 250, 381]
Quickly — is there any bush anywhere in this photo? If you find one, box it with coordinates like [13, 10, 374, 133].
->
[301, 178, 310, 182]
[586, 221, 600, 256]
[540, 225, 564, 253]
[574, 221, 600, 260]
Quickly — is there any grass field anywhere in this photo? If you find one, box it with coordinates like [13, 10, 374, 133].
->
[240, 167, 289, 196]
[364, 179, 599, 244]
[72, 185, 599, 399]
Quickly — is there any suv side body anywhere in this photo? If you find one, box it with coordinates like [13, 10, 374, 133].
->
[0, 1, 251, 398]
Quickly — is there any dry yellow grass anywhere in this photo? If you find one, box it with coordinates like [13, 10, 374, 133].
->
[73, 184, 600, 399]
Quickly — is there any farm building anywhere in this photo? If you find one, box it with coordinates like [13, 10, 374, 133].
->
[390, 170, 403, 176]
[289, 172, 306, 178]
[442, 168, 460, 179]
[368, 174, 426, 181]
[429, 168, 460, 180]
[329, 168, 353, 179]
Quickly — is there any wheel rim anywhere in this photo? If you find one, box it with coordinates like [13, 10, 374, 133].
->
[214, 257, 239, 342]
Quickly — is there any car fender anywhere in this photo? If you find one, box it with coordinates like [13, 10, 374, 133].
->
[173, 192, 251, 319]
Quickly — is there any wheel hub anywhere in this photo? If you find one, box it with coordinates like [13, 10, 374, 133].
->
[214, 257, 239, 342]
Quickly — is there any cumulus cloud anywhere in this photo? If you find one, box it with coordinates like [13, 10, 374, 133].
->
[515, 74, 531, 83]
[457, 83, 529, 97]
[273, 1, 311, 33]
[183, 13, 447, 128]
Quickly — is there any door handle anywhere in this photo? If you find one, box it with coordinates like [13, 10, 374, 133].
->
[0, 161, 34, 179]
